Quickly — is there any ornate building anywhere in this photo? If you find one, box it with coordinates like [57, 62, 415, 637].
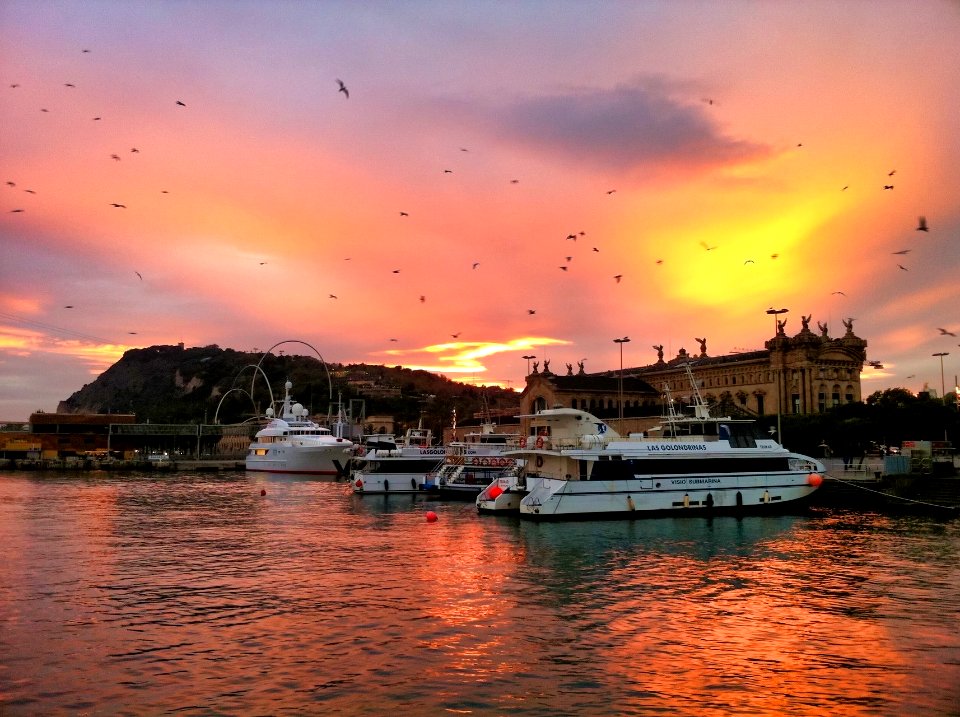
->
[518, 317, 868, 421]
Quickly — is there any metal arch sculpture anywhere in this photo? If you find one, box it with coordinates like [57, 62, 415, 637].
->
[212, 387, 257, 425]
[253, 339, 333, 407]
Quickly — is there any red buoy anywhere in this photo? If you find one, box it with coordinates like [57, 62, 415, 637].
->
[807, 473, 824, 487]
[488, 485, 504, 499]
[425, 511, 438, 522]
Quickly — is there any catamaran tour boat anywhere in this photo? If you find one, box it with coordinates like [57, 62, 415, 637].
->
[477, 365, 825, 520]
[245, 381, 355, 475]
[351, 423, 446, 494]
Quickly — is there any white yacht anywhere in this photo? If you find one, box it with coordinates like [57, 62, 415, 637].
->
[477, 365, 825, 520]
[245, 381, 355, 475]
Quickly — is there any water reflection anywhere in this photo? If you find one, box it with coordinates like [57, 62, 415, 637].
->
[1, 472, 958, 715]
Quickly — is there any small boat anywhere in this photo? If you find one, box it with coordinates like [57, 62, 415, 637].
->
[245, 381, 355, 475]
[478, 364, 825, 520]
[351, 423, 446, 494]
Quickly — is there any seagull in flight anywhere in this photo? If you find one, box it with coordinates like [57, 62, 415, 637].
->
[399, 211, 408, 217]
[64, 305, 74, 308]
[613, 274, 622, 283]
[329, 294, 337, 299]
[883, 185, 894, 190]
[110, 203, 126, 208]
[700, 241, 717, 251]
[527, 309, 536, 315]
[937, 328, 956, 336]
[392, 269, 400, 274]
[888, 169, 896, 176]
[176, 100, 186, 106]
[451, 332, 461, 338]
[892, 249, 911, 255]
[336, 79, 349, 98]
[135, 271, 142, 280]
[606, 189, 616, 194]
[472, 262, 480, 269]
[559, 266, 568, 271]
[916, 216, 929, 232]
[831, 291, 846, 296]
[898, 264, 909, 271]
[744, 259, 755, 265]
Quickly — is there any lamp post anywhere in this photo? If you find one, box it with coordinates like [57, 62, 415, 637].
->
[766, 308, 789, 442]
[522, 355, 536, 376]
[766, 307, 789, 336]
[613, 337, 631, 423]
[933, 352, 949, 403]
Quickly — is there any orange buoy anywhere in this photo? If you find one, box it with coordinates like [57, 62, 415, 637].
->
[425, 511, 439, 522]
[807, 473, 824, 487]
[488, 485, 503, 499]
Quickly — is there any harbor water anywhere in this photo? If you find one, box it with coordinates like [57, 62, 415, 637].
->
[1, 470, 959, 716]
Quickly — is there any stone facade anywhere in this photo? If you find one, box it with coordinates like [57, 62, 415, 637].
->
[519, 318, 868, 420]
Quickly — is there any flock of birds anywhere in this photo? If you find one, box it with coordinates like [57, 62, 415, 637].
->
[2, 52, 953, 381]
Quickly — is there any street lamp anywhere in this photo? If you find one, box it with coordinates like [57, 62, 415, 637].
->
[766, 307, 789, 336]
[933, 352, 949, 403]
[613, 337, 631, 423]
[522, 355, 536, 376]
[766, 308, 789, 442]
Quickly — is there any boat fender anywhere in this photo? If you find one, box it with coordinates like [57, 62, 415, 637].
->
[535, 455, 544, 468]
[535, 436, 544, 449]
[355, 478, 363, 491]
[383, 479, 389, 492]
[683, 493, 690, 508]
[705, 493, 714, 509]
[411, 477, 418, 490]
[807, 473, 823, 487]
[762, 490, 770, 504]
[627, 495, 635, 511]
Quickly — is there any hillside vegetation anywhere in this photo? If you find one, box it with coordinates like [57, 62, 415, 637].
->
[57, 344, 521, 436]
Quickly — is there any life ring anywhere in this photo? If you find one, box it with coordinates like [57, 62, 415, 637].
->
[535, 455, 544, 468]
[355, 446, 366, 457]
[480, 457, 489, 466]
[471, 457, 480, 466]
[498, 457, 508, 467]
[535, 436, 544, 449]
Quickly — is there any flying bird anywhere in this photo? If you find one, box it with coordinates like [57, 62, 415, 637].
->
[744, 259, 755, 265]
[606, 189, 616, 194]
[109, 203, 126, 208]
[700, 241, 717, 251]
[841, 186, 849, 191]
[892, 249, 911, 255]
[419, 295, 426, 303]
[898, 264, 908, 271]
[472, 262, 480, 269]
[9, 208, 24, 213]
[24, 189, 36, 194]
[937, 328, 956, 336]
[443, 169, 452, 174]
[770, 253, 779, 259]
[613, 274, 622, 283]
[64, 83, 75, 88]
[559, 266, 568, 271]
[336, 79, 349, 98]
[566, 234, 577, 241]
[128, 332, 137, 335]
[592, 247, 600, 252]
[64, 305, 73, 309]
[831, 291, 846, 296]
[916, 216, 929, 232]
[259, 261, 267, 265]
[5, 181, 14, 187]
[527, 309, 536, 315]
[565, 256, 572, 262]
[883, 185, 894, 190]
[888, 170, 896, 176]
[451, 332, 461, 338]
[655, 259, 663, 265]
[329, 294, 337, 299]
[392, 269, 400, 273]
[510, 179, 519, 184]
[110, 154, 120, 161]
[135, 271, 142, 280]
[176, 100, 186, 106]
[389, 338, 398, 342]
[399, 211, 408, 217]
[131, 147, 139, 153]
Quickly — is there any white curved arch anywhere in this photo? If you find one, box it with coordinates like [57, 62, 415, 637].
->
[253, 339, 333, 404]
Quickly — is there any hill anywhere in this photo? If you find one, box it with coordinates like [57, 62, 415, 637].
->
[56, 343, 521, 436]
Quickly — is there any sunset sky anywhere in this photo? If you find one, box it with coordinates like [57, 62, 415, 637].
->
[2, 1, 960, 420]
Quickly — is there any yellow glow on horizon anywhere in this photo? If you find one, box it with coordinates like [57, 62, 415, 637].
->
[381, 337, 571, 377]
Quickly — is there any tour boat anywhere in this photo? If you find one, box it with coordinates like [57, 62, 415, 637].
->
[477, 365, 825, 520]
[245, 381, 355, 475]
[431, 422, 523, 498]
[351, 424, 446, 494]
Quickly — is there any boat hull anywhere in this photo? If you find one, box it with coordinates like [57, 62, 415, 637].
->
[518, 473, 820, 521]
[245, 445, 353, 475]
